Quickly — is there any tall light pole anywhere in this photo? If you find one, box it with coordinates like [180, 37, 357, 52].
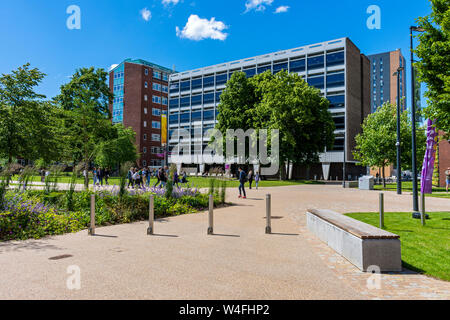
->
[410, 26, 425, 213]
[393, 67, 404, 195]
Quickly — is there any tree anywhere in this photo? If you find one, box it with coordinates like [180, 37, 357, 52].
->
[353, 103, 426, 187]
[0, 63, 47, 163]
[55, 67, 114, 189]
[415, 0, 450, 135]
[216, 71, 335, 179]
[94, 124, 139, 169]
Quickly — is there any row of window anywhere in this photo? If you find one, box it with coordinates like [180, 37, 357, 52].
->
[145, 69, 169, 81]
[169, 91, 222, 109]
[141, 159, 164, 167]
[113, 84, 124, 92]
[143, 95, 168, 105]
[142, 134, 162, 143]
[169, 109, 218, 124]
[170, 52, 345, 93]
[143, 121, 162, 129]
[307, 73, 345, 89]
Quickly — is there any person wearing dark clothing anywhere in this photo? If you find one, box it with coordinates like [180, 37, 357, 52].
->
[173, 171, 179, 188]
[238, 168, 247, 199]
[127, 167, 134, 188]
[248, 170, 254, 189]
[104, 168, 110, 185]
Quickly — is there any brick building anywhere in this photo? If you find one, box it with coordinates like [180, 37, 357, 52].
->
[109, 59, 173, 168]
[437, 132, 450, 187]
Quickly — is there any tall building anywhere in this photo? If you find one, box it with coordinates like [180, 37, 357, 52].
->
[109, 59, 173, 168]
[367, 49, 407, 113]
[168, 38, 370, 180]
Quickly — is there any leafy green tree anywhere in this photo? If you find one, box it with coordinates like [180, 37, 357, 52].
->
[0, 63, 47, 163]
[94, 124, 139, 169]
[353, 103, 426, 187]
[56, 67, 114, 189]
[415, 0, 450, 135]
[216, 71, 335, 179]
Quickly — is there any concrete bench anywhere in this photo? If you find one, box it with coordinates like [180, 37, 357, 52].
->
[306, 209, 401, 272]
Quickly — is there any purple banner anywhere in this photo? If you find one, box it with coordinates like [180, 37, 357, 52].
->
[420, 119, 438, 194]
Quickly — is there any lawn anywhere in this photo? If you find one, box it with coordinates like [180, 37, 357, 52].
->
[374, 182, 449, 199]
[346, 211, 450, 281]
[10, 175, 323, 189]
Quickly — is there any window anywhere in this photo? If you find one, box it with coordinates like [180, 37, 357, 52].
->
[153, 83, 161, 91]
[244, 68, 256, 78]
[144, 121, 147, 128]
[152, 96, 161, 104]
[273, 62, 288, 74]
[192, 111, 202, 122]
[289, 59, 305, 72]
[215, 91, 222, 103]
[143, 147, 147, 154]
[162, 85, 168, 93]
[192, 78, 202, 90]
[327, 95, 345, 109]
[203, 76, 214, 88]
[180, 80, 190, 91]
[332, 138, 344, 151]
[169, 98, 179, 109]
[216, 73, 228, 85]
[307, 76, 324, 89]
[203, 92, 214, 104]
[191, 94, 202, 106]
[152, 108, 161, 116]
[162, 73, 168, 81]
[153, 71, 161, 79]
[144, 107, 148, 114]
[326, 72, 345, 88]
[152, 134, 161, 141]
[145, 69, 149, 76]
[180, 112, 190, 123]
[142, 160, 147, 167]
[257, 64, 271, 74]
[169, 113, 179, 124]
[180, 96, 190, 108]
[203, 109, 215, 121]
[308, 55, 324, 70]
[143, 134, 147, 141]
[162, 97, 168, 105]
[144, 95, 148, 101]
[170, 82, 179, 93]
[333, 116, 345, 130]
[152, 121, 161, 129]
[144, 81, 148, 88]
[326, 51, 344, 67]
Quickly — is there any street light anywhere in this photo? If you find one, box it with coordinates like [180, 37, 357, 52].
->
[410, 26, 425, 214]
[393, 67, 404, 195]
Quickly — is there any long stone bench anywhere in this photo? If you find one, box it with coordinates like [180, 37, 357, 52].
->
[306, 209, 402, 272]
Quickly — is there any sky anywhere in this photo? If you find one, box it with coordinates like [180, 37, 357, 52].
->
[0, 0, 432, 108]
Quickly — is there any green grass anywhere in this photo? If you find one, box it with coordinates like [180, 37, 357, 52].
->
[9, 175, 323, 189]
[374, 182, 449, 199]
[346, 211, 450, 281]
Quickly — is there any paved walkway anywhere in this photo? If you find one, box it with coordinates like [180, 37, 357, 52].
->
[0, 185, 448, 300]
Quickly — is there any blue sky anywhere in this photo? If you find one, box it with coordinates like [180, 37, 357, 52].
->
[0, 0, 432, 107]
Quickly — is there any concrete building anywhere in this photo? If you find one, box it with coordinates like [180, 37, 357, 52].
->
[168, 38, 370, 180]
[109, 59, 173, 168]
[367, 50, 407, 178]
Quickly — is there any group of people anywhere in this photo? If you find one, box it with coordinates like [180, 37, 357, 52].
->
[126, 166, 189, 189]
[237, 168, 260, 199]
[91, 167, 111, 186]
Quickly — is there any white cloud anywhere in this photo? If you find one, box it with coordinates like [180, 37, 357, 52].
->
[109, 64, 119, 72]
[176, 14, 228, 41]
[245, 0, 274, 13]
[140, 8, 152, 21]
[162, 0, 180, 5]
[275, 5, 290, 13]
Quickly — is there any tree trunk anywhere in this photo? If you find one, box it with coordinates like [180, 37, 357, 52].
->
[382, 166, 386, 188]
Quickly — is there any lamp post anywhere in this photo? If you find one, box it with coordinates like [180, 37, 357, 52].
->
[393, 67, 404, 195]
[410, 26, 425, 213]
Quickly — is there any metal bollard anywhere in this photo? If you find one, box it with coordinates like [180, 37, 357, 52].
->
[379, 193, 384, 229]
[265, 194, 272, 234]
[147, 194, 154, 235]
[207, 194, 214, 235]
[420, 192, 426, 226]
[89, 194, 95, 235]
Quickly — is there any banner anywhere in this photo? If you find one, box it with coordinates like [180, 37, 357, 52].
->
[161, 114, 167, 146]
[420, 119, 438, 194]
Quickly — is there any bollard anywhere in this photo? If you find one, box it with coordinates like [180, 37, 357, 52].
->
[265, 194, 272, 234]
[89, 194, 95, 235]
[379, 193, 384, 229]
[420, 192, 426, 226]
[207, 194, 214, 235]
[147, 194, 154, 235]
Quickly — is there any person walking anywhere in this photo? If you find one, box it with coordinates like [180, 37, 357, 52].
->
[92, 168, 98, 187]
[127, 167, 134, 188]
[154, 168, 162, 187]
[173, 171, 179, 188]
[255, 171, 260, 190]
[446, 167, 450, 193]
[104, 168, 110, 185]
[160, 167, 168, 188]
[248, 169, 254, 189]
[98, 167, 104, 186]
[238, 167, 247, 199]
[146, 167, 152, 187]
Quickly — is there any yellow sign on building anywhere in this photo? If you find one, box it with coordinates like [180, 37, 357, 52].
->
[161, 114, 167, 146]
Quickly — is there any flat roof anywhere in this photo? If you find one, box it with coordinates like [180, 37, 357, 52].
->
[111, 58, 174, 73]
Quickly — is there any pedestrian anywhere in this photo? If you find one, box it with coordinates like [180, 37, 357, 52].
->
[238, 167, 247, 199]
[104, 167, 110, 185]
[154, 168, 161, 187]
[98, 167, 104, 186]
[133, 169, 141, 189]
[173, 170, 179, 188]
[248, 169, 254, 189]
[181, 171, 188, 184]
[146, 167, 152, 186]
[446, 167, 450, 193]
[127, 167, 134, 188]
[255, 171, 260, 190]
[92, 168, 98, 186]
